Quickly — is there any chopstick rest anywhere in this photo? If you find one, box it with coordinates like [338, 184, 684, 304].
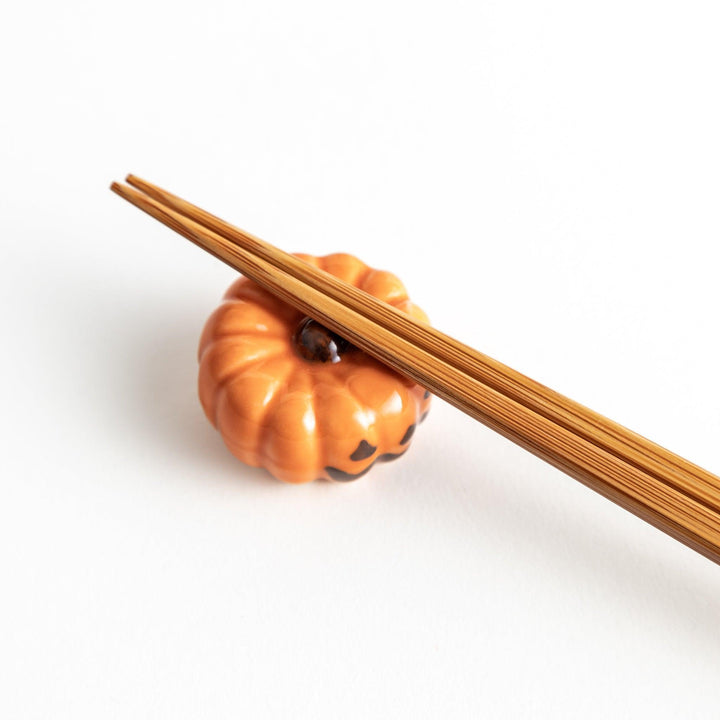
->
[197, 251, 432, 484]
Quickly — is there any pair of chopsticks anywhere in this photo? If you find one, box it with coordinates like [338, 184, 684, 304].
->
[111, 176, 720, 565]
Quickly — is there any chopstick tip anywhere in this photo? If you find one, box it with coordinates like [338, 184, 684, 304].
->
[126, 174, 146, 191]
[110, 181, 137, 202]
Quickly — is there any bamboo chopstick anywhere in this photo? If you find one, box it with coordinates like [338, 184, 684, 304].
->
[111, 177, 720, 565]
[122, 176, 720, 511]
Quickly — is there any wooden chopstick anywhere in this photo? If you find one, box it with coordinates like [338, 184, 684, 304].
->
[122, 175, 720, 511]
[111, 178, 720, 565]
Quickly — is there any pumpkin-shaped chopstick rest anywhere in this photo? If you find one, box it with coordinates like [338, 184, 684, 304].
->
[198, 252, 431, 483]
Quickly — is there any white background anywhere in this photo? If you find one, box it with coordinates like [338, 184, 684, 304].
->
[2, 1, 720, 717]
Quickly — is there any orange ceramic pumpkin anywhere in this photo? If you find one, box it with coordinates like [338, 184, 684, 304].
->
[198, 252, 431, 483]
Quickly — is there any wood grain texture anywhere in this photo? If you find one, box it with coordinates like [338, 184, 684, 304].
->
[111, 178, 720, 565]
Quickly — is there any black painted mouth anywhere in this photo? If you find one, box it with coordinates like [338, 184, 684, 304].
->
[324, 449, 409, 482]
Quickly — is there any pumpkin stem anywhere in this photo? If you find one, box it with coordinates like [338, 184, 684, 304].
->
[293, 317, 353, 363]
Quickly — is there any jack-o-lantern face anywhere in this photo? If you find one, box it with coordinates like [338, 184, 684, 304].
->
[198, 252, 431, 483]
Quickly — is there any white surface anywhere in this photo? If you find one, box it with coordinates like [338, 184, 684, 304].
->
[2, 1, 720, 717]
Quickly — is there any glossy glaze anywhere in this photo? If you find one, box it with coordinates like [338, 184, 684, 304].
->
[198, 252, 431, 483]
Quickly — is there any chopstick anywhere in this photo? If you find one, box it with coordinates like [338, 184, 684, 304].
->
[111, 177, 720, 565]
[122, 176, 720, 509]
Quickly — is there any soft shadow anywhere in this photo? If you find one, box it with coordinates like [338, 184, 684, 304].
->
[119, 304, 278, 489]
[88, 285, 720, 641]
[402, 423, 720, 648]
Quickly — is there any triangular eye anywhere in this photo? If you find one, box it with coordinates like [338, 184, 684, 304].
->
[350, 439, 377, 462]
[399, 424, 416, 446]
